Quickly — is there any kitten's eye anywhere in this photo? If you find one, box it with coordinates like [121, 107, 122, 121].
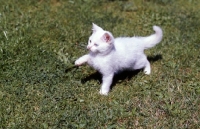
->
[94, 43, 98, 46]
[89, 40, 91, 43]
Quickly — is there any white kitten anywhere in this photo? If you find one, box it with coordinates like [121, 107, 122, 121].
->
[75, 23, 163, 95]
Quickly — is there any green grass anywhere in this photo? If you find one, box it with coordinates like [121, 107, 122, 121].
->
[0, 0, 200, 128]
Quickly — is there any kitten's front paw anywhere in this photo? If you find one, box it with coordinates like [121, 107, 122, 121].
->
[144, 70, 151, 75]
[75, 59, 83, 66]
[144, 67, 151, 75]
[99, 89, 109, 96]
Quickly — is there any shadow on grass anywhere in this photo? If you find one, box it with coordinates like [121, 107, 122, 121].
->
[80, 54, 162, 88]
[147, 54, 162, 62]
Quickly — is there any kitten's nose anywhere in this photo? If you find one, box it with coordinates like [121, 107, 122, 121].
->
[87, 46, 91, 50]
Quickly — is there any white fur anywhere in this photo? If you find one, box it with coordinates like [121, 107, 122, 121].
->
[75, 23, 163, 95]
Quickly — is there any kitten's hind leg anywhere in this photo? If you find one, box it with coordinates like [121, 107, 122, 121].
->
[133, 55, 151, 75]
[144, 61, 151, 75]
[75, 54, 89, 66]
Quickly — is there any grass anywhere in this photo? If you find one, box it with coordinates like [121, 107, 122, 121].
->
[0, 0, 200, 128]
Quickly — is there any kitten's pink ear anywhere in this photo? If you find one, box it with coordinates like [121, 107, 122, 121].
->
[102, 32, 113, 43]
[92, 23, 103, 33]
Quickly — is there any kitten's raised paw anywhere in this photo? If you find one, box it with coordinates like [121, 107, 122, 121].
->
[75, 59, 83, 66]
[99, 90, 109, 96]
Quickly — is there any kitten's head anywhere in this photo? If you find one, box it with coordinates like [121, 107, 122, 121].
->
[87, 23, 114, 54]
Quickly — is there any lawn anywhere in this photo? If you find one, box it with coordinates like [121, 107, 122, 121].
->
[0, 0, 200, 128]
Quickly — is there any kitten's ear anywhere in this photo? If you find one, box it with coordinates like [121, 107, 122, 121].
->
[92, 23, 103, 33]
[102, 32, 113, 43]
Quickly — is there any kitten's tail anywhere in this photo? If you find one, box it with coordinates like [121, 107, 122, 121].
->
[143, 26, 163, 49]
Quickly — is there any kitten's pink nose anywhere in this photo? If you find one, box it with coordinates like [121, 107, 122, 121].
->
[87, 46, 92, 50]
